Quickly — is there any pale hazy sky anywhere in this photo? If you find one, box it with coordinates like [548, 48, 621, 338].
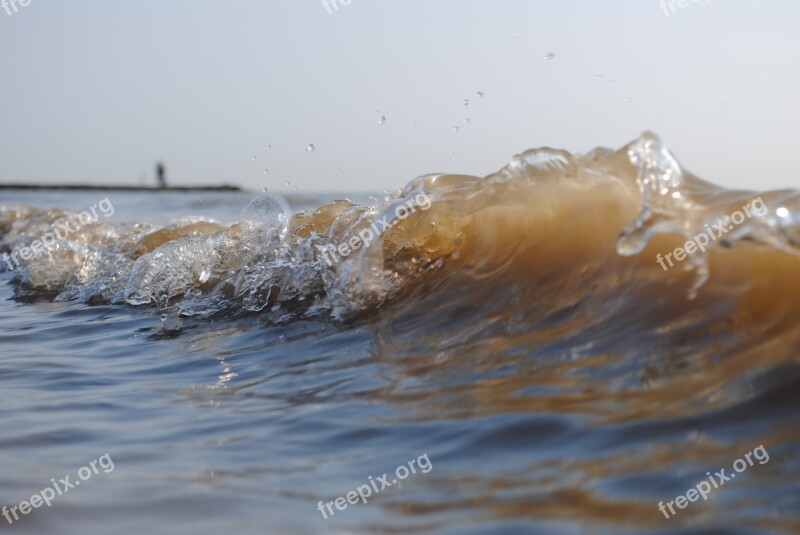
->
[1, 1, 798, 192]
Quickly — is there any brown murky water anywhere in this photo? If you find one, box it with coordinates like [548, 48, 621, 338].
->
[1, 134, 799, 533]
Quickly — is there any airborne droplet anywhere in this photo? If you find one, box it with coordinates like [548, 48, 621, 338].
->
[305, 144, 316, 153]
[241, 194, 291, 235]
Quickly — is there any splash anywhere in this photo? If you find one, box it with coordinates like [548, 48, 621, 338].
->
[2, 133, 800, 327]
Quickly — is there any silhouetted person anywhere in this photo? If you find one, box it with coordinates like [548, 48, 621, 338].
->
[156, 162, 167, 189]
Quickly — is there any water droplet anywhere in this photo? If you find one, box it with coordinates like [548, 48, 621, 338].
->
[464, 118, 471, 124]
[777, 207, 790, 218]
[452, 126, 460, 133]
[463, 99, 470, 106]
[253, 155, 257, 161]
[293, 186, 298, 191]
[263, 169, 269, 175]
[266, 145, 272, 150]
[305, 144, 315, 153]
[544, 52, 555, 60]
[476, 91, 484, 98]
[625, 97, 634, 104]
[378, 115, 386, 125]
[286, 180, 291, 187]
[241, 194, 291, 234]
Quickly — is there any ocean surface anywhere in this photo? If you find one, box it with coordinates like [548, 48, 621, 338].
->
[1, 133, 799, 534]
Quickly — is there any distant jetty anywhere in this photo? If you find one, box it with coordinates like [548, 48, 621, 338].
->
[0, 184, 242, 192]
